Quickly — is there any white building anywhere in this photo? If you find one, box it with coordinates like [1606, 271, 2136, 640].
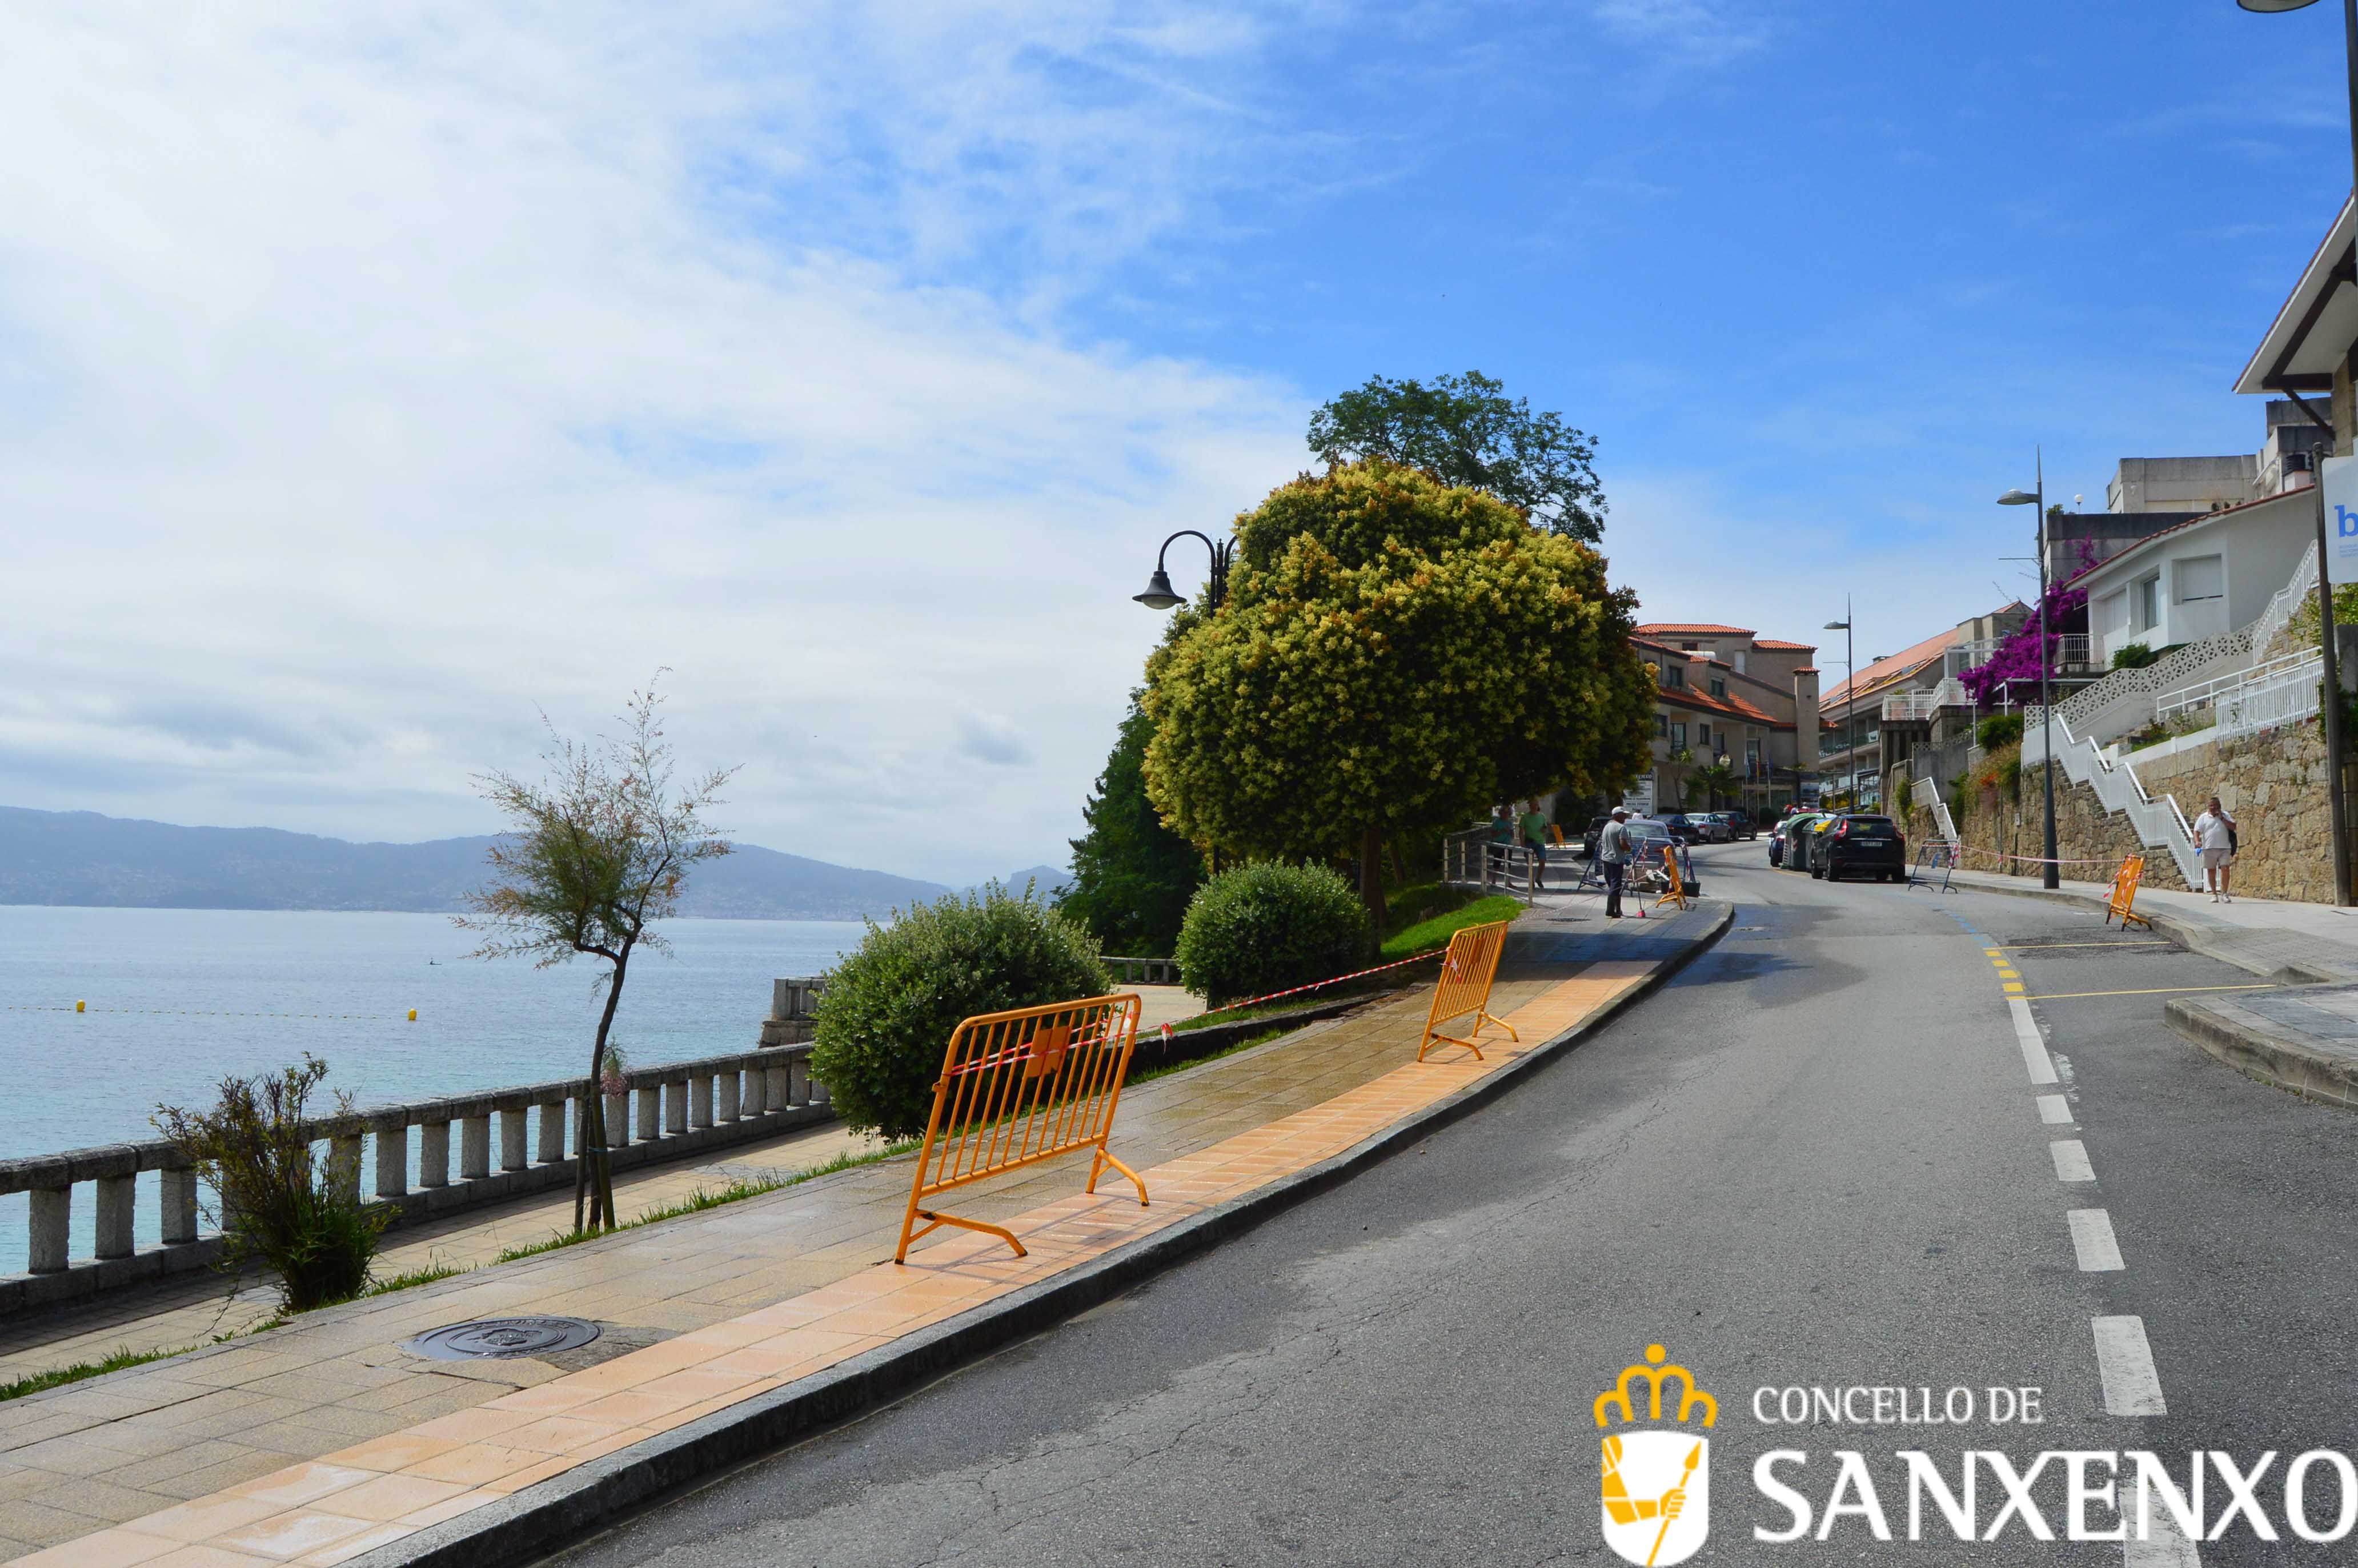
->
[2078, 488, 2315, 666]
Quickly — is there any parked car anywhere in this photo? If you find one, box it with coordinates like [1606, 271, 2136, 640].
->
[1686, 812, 1733, 844]
[1659, 813, 1697, 844]
[1783, 812, 1833, 873]
[1767, 816, 1797, 867]
[1815, 813, 1907, 883]
[1581, 816, 1610, 859]
[1722, 809, 1759, 840]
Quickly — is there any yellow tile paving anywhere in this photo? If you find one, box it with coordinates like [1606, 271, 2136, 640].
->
[6, 956, 1665, 1567]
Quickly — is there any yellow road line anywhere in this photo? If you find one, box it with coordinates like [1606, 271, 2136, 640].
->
[2024, 982, 2280, 1001]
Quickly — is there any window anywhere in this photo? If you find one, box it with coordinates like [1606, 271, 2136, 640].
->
[1747, 737, 1763, 778]
[1669, 722, 1687, 751]
[1666, 665, 1686, 689]
[1710, 677, 1727, 698]
[1654, 713, 1666, 736]
[1697, 723, 1711, 747]
[2134, 575, 2160, 631]
[2175, 555, 2224, 603]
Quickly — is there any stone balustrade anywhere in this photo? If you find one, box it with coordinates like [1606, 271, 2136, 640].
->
[0, 1041, 831, 1316]
[1102, 956, 1180, 985]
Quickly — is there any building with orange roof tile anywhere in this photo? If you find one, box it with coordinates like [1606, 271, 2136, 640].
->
[1626, 625, 1821, 815]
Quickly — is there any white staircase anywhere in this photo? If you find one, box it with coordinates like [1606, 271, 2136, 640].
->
[1910, 774, 1958, 846]
[2018, 710, 2201, 887]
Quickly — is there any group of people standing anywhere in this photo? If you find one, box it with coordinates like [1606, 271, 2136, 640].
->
[1487, 800, 1552, 888]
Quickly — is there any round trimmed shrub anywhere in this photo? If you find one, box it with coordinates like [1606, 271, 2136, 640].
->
[809, 887, 1113, 1141]
[1174, 861, 1373, 1008]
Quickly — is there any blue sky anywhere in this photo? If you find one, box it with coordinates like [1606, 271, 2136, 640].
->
[0, 1, 2349, 884]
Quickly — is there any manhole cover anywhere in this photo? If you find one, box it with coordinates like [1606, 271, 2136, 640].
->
[403, 1316, 601, 1361]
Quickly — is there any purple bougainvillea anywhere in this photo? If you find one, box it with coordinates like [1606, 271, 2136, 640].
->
[1958, 582, 2088, 711]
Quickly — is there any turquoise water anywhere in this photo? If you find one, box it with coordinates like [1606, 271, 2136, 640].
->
[0, 906, 863, 1273]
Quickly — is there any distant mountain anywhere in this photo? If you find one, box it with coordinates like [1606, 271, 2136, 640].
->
[0, 806, 952, 921]
[973, 864, 1070, 899]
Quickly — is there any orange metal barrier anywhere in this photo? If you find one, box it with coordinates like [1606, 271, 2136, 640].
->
[895, 993, 1146, 1264]
[1654, 845, 1690, 912]
[2105, 855, 2152, 931]
[1417, 920, 1517, 1063]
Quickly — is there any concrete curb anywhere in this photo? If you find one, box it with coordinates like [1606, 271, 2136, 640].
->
[2165, 993, 2358, 1111]
[362, 903, 1734, 1567]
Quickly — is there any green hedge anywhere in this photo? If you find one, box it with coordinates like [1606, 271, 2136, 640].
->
[1174, 862, 1373, 1008]
[809, 887, 1111, 1141]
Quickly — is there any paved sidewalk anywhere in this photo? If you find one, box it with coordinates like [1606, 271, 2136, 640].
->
[0, 904, 1721, 1565]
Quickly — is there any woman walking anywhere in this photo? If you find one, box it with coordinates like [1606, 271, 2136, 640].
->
[2191, 795, 2236, 903]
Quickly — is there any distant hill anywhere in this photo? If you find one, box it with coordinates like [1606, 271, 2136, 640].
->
[0, 806, 953, 921]
[975, 864, 1071, 898]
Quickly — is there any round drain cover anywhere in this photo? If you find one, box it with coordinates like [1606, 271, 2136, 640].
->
[403, 1316, 601, 1361]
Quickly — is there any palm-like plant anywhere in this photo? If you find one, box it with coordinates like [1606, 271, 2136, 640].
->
[1686, 758, 1739, 810]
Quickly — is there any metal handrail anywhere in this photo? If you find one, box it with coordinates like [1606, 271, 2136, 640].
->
[2156, 648, 2321, 721]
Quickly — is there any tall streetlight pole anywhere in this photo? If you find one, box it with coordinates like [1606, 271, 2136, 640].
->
[2235, 0, 2356, 905]
[1999, 455, 2059, 889]
[1824, 600, 1854, 808]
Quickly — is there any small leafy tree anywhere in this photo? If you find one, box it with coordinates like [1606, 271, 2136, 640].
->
[1685, 760, 1738, 809]
[1307, 370, 1607, 539]
[1174, 863, 1372, 1008]
[460, 679, 734, 1233]
[1141, 461, 1653, 934]
[1061, 695, 1204, 957]
[154, 1055, 390, 1313]
[2108, 642, 2158, 671]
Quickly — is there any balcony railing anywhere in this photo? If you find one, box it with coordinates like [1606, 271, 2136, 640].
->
[1882, 689, 1943, 721]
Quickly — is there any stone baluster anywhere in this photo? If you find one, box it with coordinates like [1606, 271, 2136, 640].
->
[742, 1063, 767, 1118]
[161, 1168, 199, 1244]
[328, 1134, 364, 1203]
[499, 1109, 528, 1172]
[602, 1089, 629, 1154]
[689, 1076, 713, 1130]
[27, 1187, 68, 1274]
[786, 1056, 809, 1108]
[716, 1069, 740, 1124]
[635, 1085, 661, 1143]
[537, 1098, 567, 1163]
[665, 1079, 689, 1136]
[94, 1174, 135, 1261]
[419, 1120, 450, 1188]
[808, 1067, 831, 1108]
[376, 1122, 410, 1198]
[460, 1115, 491, 1182]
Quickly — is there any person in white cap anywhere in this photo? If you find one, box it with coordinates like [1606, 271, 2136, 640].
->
[1599, 807, 1634, 919]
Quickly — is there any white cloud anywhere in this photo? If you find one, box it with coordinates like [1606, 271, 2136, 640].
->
[0, 2, 1324, 885]
[1587, 0, 1772, 73]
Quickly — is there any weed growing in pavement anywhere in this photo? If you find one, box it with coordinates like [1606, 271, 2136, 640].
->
[362, 1261, 471, 1297]
[0, 1344, 199, 1403]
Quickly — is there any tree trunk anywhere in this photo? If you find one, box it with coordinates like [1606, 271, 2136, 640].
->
[583, 950, 629, 1232]
[1359, 824, 1387, 937]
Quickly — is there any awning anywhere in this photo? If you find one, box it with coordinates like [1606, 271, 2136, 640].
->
[2235, 194, 2358, 395]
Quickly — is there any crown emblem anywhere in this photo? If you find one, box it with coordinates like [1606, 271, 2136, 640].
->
[1594, 1344, 1716, 1429]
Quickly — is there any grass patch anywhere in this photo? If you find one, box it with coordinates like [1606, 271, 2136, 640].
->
[1385, 880, 1478, 929]
[0, 1343, 196, 1403]
[1381, 893, 1524, 962]
[494, 1140, 923, 1265]
[362, 1261, 470, 1297]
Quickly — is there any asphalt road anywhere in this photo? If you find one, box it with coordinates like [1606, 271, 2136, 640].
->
[547, 845, 2358, 1567]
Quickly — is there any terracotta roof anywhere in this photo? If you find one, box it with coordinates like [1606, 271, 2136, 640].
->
[1752, 639, 1816, 651]
[1821, 623, 1972, 707]
[1658, 686, 1792, 729]
[1631, 623, 1754, 636]
[1794, 666, 1819, 674]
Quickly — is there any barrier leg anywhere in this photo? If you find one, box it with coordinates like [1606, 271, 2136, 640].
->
[899, 1208, 1027, 1264]
[1088, 1146, 1149, 1206]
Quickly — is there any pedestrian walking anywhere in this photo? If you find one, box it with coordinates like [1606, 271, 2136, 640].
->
[2192, 795, 2237, 903]
[1487, 804, 1515, 887]
[1519, 799, 1548, 891]
[1599, 807, 1634, 919]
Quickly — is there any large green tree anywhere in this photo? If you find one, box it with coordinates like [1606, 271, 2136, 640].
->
[1140, 460, 1652, 930]
[1306, 370, 1606, 540]
[1060, 695, 1205, 956]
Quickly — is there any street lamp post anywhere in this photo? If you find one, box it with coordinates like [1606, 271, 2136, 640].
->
[1999, 459, 2060, 890]
[1824, 602, 1854, 809]
[2235, 0, 2356, 906]
[1133, 530, 1234, 612]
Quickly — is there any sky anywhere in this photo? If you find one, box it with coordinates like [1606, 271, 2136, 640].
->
[2, 0, 2352, 885]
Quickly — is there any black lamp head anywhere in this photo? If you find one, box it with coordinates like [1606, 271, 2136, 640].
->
[1133, 568, 1184, 610]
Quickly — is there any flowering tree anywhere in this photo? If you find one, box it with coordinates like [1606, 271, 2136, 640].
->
[1959, 583, 2088, 710]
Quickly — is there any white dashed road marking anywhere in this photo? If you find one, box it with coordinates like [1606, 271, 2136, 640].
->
[2011, 997, 2057, 1084]
[2068, 1208, 2125, 1272]
[2036, 1093, 2073, 1124]
[2050, 1139, 2096, 1183]
[2092, 1315, 2168, 1416]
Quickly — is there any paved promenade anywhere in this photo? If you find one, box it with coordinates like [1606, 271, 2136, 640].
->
[0, 904, 1718, 1565]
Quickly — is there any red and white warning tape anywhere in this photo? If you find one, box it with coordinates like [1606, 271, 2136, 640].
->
[1157, 948, 1450, 1038]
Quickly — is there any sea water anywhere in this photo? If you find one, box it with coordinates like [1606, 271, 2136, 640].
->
[0, 905, 863, 1274]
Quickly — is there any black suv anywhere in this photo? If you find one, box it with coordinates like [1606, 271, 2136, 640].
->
[1815, 813, 1906, 883]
